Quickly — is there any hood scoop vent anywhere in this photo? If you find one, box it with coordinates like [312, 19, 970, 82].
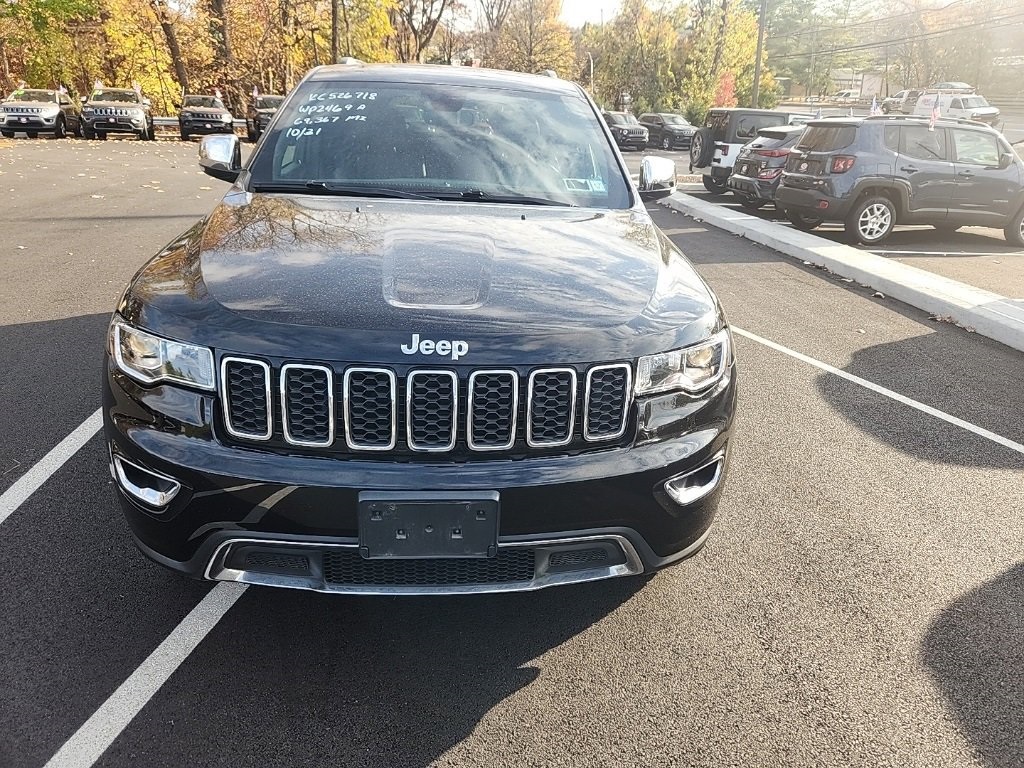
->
[382, 230, 493, 310]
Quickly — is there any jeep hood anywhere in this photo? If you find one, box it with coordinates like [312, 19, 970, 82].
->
[124, 193, 721, 362]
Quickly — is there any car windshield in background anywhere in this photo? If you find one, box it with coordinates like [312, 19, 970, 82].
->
[251, 81, 632, 209]
[257, 96, 284, 110]
[6, 89, 55, 103]
[663, 115, 690, 125]
[796, 125, 856, 151]
[185, 96, 225, 109]
[606, 112, 638, 125]
[92, 90, 139, 103]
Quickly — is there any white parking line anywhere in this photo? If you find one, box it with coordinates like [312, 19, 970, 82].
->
[871, 249, 1024, 257]
[733, 326, 1024, 456]
[43, 582, 248, 768]
[0, 408, 102, 528]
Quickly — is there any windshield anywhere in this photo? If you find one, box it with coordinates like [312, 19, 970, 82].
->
[91, 90, 139, 104]
[250, 81, 632, 209]
[663, 115, 689, 125]
[256, 96, 284, 110]
[606, 112, 637, 125]
[184, 96, 226, 109]
[5, 89, 55, 103]
[961, 97, 990, 109]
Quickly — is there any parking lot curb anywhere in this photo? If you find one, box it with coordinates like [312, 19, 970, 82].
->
[661, 192, 1024, 353]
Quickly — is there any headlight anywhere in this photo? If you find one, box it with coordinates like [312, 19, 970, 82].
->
[130, 108, 143, 118]
[221, 113, 232, 122]
[636, 329, 730, 395]
[111, 319, 215, 390]
[83, 107, 94, 115]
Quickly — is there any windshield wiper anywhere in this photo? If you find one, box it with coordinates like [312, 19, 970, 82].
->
[436, 189, 575, 207]
[251, 181, 436, 200]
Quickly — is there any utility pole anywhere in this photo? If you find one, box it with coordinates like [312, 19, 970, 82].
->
[331, 0, 339, 63]
[752, 0, 767, 107]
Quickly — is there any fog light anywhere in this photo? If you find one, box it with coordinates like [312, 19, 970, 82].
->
[817, 200, 830, 209]
[112, 455, 181, 509]
[663, 452, 725, 506]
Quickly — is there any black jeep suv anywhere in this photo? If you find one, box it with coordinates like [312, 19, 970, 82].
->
[775, 115, 1024, 246]
[178, 94, 235, 141]
[103, 63, 736, 595]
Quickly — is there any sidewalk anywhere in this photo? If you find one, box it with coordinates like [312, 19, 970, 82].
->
[660, 192, 1024, 353]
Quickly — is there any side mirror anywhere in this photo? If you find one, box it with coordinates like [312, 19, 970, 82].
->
[173, 102, 181, 110]
[79, 96, 88, 104]
[638, 156, 677, 201]
[142, 98, 151, 107]
[199, 134, 242, 183]
[998, 152, 1014, 170]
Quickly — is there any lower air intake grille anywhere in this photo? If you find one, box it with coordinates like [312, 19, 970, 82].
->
[549, 548, 609, 567]
[322, 550, 536, 586]
[245, 552, 310, 573]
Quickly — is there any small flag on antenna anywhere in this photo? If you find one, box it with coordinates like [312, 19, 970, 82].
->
[814, 107, 822, 119]
[214, 88, 223, 100]
[94, 79, 104, 90]
[929, 100, 940, 131]
[869, 96, 882, 116]
[58, 84, 68, 95]
[252, 85, 259, 98]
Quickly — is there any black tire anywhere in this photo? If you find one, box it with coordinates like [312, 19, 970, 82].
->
[846, 195, 896, 245]
[689, 127, 714, 168]
[96, 131, 107, 140]
[1005, 206, 1024, 247]
[26, 132, 38, 139]
[702, 175, 728, 194]
[787, 210, 824, 231]
[661, 135, 672, 151]
[53, 116, 67, 139]
[0, 130, 13, 138]
[180, 128, 190, 141]
[83, 124, 95, 140]
[246, 120, 257, 142]
[72, 118, 83, 138]
[740, 197, 766, 211]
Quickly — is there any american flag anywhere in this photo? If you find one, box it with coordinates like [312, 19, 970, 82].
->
[928, 99, 941, 131]
[869, 96, 882, 116]
[252, 85, 260, 98]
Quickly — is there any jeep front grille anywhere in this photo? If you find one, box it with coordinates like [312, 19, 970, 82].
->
[219, 359, 633, 455]
[91, 107, 135, 116]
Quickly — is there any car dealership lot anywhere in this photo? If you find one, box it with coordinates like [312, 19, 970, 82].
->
[2, 140, 1023, 767]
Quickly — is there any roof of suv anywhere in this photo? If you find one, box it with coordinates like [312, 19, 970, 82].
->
[804, 115, 1000, 132]
[305, 63, 583, 97]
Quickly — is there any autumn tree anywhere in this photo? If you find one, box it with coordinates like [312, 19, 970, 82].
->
[491, 0, 576, 77]
[390, 0, 454, 63]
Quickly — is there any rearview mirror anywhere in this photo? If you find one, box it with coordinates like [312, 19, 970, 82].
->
[199, 134, 242, 183]
[638, 156, 677, 201]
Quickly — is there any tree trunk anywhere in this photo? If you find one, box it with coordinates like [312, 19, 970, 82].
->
[151, 1, 189, 93]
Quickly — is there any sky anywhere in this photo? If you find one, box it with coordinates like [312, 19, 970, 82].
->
[559, 0, 623, 28]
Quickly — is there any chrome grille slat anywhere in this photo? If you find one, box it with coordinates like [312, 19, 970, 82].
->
[526, 368, 578, 448]
[280, 364, 334, 447]
[344, 368, 397, 451]
[221, 357, 273, 441]
[584, 363, 632, 442]
[407, 370, 458, 452]
[467, 370, 518, 451]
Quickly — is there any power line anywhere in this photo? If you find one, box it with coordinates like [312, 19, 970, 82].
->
[770, 0, 966, 41]
[768, 8, 1024, 61]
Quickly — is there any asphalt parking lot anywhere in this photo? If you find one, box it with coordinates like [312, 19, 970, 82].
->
[2, 138, 1024, 768]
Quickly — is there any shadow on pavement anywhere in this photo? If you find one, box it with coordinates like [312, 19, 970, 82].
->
[923, 564, 1024, 767]
[813, 327, 1024, 469]
[97, 577, 649, 767]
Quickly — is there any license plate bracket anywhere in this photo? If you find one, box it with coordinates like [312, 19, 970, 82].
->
[358, 491, 499, 559]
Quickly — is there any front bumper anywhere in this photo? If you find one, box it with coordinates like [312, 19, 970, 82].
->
[615, 135, 649, 149]
[2, 115, 58, 131]
[85, 117, 145, 135]
[181, 119, 234, 135]
[103, 355, 736, 594]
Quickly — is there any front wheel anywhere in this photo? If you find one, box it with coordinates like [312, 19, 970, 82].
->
[180, 128, 190, 142]
[53, 116, 67, 139]
[0, 130, 13, 138]
[787, 210, 824, 231]
[73, 118, 83, 138]
[246, 120, 257, 142]
[702, 175, 728, 194]
[846, 195, 896, 245]
[740, 197, 766, 211]
[96, 131, 107, 140]
[661, 135, 672, 151]
[1005, 207, 1024, 247]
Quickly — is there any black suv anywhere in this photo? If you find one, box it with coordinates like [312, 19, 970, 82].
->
[82, 87, 154, 140]
[775, 116, 1024, 246]
[102, 63, 736, 596]
[179, 94, 235, 140]
[726, 125, 805, 209]
[639, 112, 695, 151]
[245, 94, 284, 142]
[602, 111, 649, 150]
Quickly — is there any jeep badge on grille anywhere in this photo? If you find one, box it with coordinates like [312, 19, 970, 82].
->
[400, 333, 469, 360]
